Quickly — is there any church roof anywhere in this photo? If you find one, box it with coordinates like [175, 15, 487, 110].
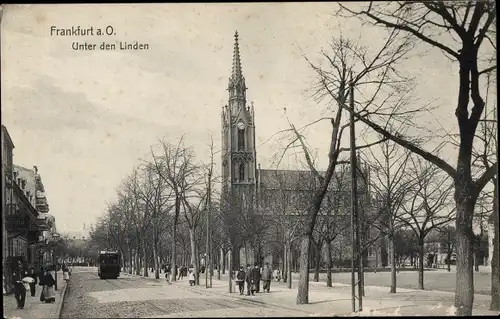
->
[259, 169, 319, 190]
[258, 163, 354, 191]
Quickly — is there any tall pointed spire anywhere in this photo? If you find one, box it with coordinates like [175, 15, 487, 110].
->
[228, 31, 247, 108]
[232, 31, 243, 82]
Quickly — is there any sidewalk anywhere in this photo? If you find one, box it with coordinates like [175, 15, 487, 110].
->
[3, 274, 68, 319]
[123, 271, 499, 316]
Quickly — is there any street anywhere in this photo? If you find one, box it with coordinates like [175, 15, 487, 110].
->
[60, 267, 309, 318]
[58, 267, 498, 318]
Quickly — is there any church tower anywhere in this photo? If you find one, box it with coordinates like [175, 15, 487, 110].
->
[221, 31, 257, 266]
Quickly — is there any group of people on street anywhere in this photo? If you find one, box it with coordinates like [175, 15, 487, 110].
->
[11, 260, 71, 309]
[161, 264, 200, 285]
[235, 263, 273, 296]
[157, 262, 276, 294]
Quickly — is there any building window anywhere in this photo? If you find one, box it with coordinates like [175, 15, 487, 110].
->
[239, 164, 245, 181]
[238, 129, 245, 150]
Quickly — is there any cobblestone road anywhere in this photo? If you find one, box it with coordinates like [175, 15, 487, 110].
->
[60, 268, 308, 318]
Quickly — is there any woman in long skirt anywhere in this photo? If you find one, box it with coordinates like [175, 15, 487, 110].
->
[42, 266, 56, 303]
[62, 264, 70, 282]
[39, 267, 46, 302]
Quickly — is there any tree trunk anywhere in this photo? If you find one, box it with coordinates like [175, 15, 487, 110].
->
[390, 234, 396, 293]
[228, 247, 232, 293]
[283, 243, 287, 283]
[135, 241, 140, 275]
[474, 251, 480, 272]
[454, 193, 476, 316]
[153, 237, 159, 280]
[375, 242, 379, 273]
[128, 244, 133, 274]
[170, 222, 177, 282]
[296, 235, 310, 304]
[120, 248, 126, 271]
[326, 241, 332, 287]
[287, 243, 292, 289]
[222, 248, 226, 275]
[142, 240, 148, 277]
[418, 237, 425, 290]
[490, 180, 499, 311]
[314, 242, 321, 282]
[188, 228, 198, 285]
[218, 248, 222, 280]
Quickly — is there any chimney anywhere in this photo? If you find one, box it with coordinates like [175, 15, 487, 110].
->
[34, 166, 38, 174]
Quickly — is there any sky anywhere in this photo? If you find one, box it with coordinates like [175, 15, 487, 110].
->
[1, 3, 494, 234]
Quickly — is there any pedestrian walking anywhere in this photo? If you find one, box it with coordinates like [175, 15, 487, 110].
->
[41, 265, 56, 303]
[165, 264, 172, 283]
[28, 266, 38, 297]
[178, 265, 187, 280]
[39, 266, 47, 302]
[261, 263, 272, 293]
[253, 263, 262, 293]
[62, 263, 70, 282]
[188, 267, 195, 286]
[235, 266, 245, 295]
[246, 264, 260, 296]
[273, 269, 281, 282]
[12, 260, 28, 309]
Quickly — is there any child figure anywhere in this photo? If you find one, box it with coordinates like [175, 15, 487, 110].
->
[188, 268, 195, 286]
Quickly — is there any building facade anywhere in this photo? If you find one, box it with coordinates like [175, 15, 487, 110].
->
[2, 125, 15, 293]
[2, 126, 50, 294]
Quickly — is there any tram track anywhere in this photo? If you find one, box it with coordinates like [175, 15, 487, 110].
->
[101, 276, 174, 316]
[118, 273, 314, 316]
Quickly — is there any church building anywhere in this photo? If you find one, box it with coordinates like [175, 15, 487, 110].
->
[220, 31, 371, 269]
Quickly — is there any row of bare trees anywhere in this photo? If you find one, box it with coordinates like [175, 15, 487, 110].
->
[276, 1, 497, 316]
[86, 137, 215, 283]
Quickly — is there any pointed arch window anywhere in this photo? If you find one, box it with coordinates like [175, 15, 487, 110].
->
[238, 129, 245, 150]
[239, 163, 245, 181]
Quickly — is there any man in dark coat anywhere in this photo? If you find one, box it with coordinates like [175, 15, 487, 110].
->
[249, 263, 261, 294]
[261, 263, 272, 292]
[236, 266, 246, 295]
[12, 260, 28, 309]
[244, 264, 255, 296]
[253, 263, 262, 293]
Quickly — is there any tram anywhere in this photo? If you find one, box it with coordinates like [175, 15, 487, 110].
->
[98, 250, 120, 279]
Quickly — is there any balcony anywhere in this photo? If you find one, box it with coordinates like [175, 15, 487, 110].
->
[36, 194, 49, 213]
[35, 214, 50, 231]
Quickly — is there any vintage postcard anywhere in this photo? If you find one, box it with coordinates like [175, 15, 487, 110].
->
[1, 2, 497, 318]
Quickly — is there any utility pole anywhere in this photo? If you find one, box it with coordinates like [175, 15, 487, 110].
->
[205, 169, 212, 288]
[350, 76, 363, 313]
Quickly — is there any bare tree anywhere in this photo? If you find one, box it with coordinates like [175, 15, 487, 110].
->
[398, 155, 455, 289]
[364, 139, 413, 293]
[261, 170, 307, 289]
[438, 225, 457, 273]
[151, 137, 198, 282]
[121, 167, 151, 276]
[314, 165, 351, 287]
[337, 2, 497, 314]
[278, 20, 413, 303]
[181, 172, 207, 285]
[140, 162, 173, 279]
